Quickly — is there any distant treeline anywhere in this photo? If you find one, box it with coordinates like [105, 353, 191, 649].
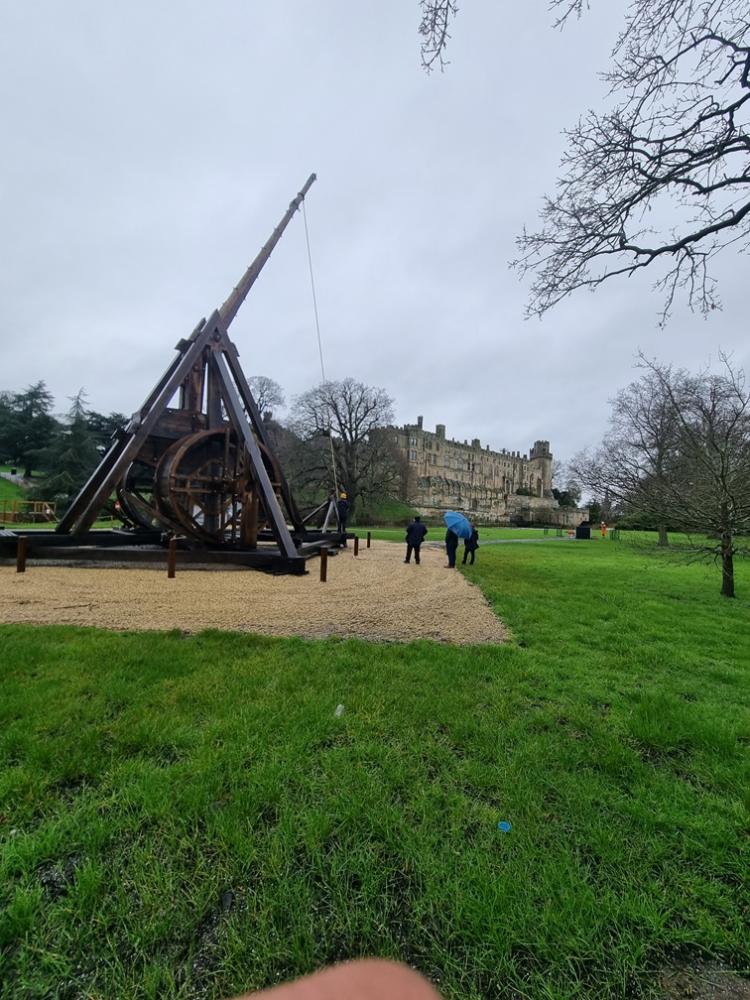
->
[0, 377, 405, 520]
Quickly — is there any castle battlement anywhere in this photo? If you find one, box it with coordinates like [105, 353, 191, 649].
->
[392, 419, 584, 527]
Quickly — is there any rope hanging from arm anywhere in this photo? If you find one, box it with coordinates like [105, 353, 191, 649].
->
[302, 198, 340, 500]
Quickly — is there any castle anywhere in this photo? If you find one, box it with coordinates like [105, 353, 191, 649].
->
[393, 416, 586, 526]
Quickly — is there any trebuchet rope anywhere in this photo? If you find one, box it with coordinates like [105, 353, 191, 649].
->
[302, 198, 340, 499]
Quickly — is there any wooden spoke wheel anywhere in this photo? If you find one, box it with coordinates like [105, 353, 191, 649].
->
[154, 427, 283, 545]
[116, 457, 166, 530]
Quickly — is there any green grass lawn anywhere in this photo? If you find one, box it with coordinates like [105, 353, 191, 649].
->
[1, 544, 749, 998]
[0, 476, 26, 504]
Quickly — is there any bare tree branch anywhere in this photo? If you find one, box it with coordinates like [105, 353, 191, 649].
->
[418, 0, 459, 72]
[247, 376, 285, 419]
[511, 0, 750, 323]
[573, 354, 750, 596]
[289, 379, 398, 511]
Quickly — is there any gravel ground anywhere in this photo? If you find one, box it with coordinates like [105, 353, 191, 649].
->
[0, 541, 506, 644]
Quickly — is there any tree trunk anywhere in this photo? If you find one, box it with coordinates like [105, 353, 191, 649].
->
[657, 523, 668, 547]
[721, 531, 735, 598]
[23, 463, 32, 479]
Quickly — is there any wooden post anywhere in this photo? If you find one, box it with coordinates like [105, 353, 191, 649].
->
[241, 491, 259, 549]
[167, 537, 177, 578]
[366, 531, 371, 548]
[353, 535, 359, 556]
[16, 537, 27, 573]
[320, 546, 328, 582]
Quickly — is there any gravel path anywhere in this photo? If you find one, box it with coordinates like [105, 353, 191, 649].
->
[0, 542, 506, 644]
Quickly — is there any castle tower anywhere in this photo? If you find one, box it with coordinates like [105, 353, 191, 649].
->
[529, 440, 553, 497]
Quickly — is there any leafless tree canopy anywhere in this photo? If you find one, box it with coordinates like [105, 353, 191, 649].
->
[573, 355, 750, 596]
[247, 376, 285, 418]
[420, 2, 750, 322]
[512, 1, 750, 323]
[289, 378, 399, 509]
[418, 0, 459, 72]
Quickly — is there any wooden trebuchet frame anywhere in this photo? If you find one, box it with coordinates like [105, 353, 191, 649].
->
[0, 173, 345, 575]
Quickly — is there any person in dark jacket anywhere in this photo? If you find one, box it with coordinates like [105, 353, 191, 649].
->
[404, 515, 428, 564]
[337, 492, 350, 546]
[462, 526, 479, 565]
[445, 528, 459, 568]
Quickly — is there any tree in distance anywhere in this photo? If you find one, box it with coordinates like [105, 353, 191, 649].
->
[248, 376, 285, 419]
[0, 381, 58, 478]
[85, 410, 128, 453]
[289, 378, 400, 514]
[573, 355, 750, 597]
[580, 370, 680, 547]
[34, 390, 100, 512]
[551, 459, 582, 508]
[420, 0, 750, 323]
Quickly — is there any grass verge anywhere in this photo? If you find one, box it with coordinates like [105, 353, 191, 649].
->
[0, 543, 749, 998]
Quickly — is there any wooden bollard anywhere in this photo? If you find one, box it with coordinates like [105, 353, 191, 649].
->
[366, 531, 371, 548]
[353, 535, 359, 556]
[167, 537, 177, 578]
[16, 537, 27, 574]
[320, 546, 328, 582]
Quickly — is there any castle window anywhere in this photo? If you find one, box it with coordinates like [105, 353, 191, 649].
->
[410, 436, 417, 446]
[431, 454, 436, 465]
[409, 449, 417, 461]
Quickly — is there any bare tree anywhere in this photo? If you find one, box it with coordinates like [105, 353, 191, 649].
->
[551, 459, 582, 508]
[264, 418, 332, 510]
[248, 376, 285, 419]
[419, 0, 459, 72]
[289, 379, 399, 512]
[574, 372, 681, 546]
[418, 1, 749, 323]
[513, 1, 750, 323]
[574, 357, 750, 597]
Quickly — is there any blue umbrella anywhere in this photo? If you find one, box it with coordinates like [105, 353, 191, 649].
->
[443, 510, 472, 539]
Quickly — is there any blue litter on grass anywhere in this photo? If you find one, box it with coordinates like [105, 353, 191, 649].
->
[497, 820, 512, 833]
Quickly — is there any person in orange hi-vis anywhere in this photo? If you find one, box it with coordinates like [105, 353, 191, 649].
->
[601, 521, 607, 539]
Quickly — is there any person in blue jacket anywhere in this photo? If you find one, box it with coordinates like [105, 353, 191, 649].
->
[404, 515, 428, 564]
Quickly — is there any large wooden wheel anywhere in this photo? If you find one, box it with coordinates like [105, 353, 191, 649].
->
[116, 456, 164, 530]
[152, 427, 283, 545]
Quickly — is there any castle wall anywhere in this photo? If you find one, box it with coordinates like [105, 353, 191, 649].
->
[393, 418, 585, 526]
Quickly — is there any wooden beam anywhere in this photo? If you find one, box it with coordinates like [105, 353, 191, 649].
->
[211, 351, 299, 561]
[222, 338, 304, 530]
[61, 312, 224, 536]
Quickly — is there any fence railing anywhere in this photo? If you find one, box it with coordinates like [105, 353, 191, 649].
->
[0, 499, 57, 523]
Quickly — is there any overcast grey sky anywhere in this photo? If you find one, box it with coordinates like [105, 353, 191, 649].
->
[1, 2, 747, 463]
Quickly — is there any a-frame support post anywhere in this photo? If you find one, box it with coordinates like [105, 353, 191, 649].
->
[211, 351, 299, 560]
[58, 312, 223, 536]
[222, 342, 304, 531]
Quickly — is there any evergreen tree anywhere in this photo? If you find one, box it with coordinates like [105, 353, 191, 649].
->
[86, 410, 128, 452]
[36, 390, 100, 510]
[0, 381, 57, 477]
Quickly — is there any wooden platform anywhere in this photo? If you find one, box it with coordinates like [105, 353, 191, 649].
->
[0, 528, 343, 575]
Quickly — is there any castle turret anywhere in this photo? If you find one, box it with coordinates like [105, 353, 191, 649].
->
[529, 440, 553, 497]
